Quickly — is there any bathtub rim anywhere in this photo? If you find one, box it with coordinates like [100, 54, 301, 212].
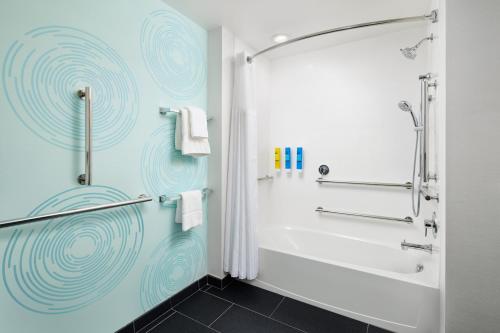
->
[258, 225, 439, 289]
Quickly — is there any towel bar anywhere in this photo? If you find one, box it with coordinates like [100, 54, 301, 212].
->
[159, 107, 214, 120]
[159, 188, 212, 203]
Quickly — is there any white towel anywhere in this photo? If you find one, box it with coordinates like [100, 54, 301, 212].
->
[187, 106, 209, 138]
[175, 108, 210, 156]
[175, 190, 203, 231]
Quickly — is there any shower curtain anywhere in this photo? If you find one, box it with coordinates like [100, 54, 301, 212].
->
[223, 52, 258, 280]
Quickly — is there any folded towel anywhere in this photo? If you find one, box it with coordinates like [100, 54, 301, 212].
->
[175, 190, 203, 231]
[175, 108, 211, 157]
[187, 106, 209, 138]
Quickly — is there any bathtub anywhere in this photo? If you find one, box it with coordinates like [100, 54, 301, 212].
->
[249, 226, 440, 333]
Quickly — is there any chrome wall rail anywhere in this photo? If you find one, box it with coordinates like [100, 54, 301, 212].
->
[78, 86, 92, 185]
[316, 178, 412, 189]
[316, 207, 413, 224]
[0, 195, 152, 229]
[418, 73, 437, 183]
[258, 175, 274, 181]
[159, 107, 213, 120]
[159, 107, 181, 115]
[401, 240, 433, 253]
[159, 188, 212, 203]
[247, 10, 438, 63]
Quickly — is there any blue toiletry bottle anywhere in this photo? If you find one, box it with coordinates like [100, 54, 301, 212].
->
[285, 147, 291, 173]
[297, 147, 303, 172]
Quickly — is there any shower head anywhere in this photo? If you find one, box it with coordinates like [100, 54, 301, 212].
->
[398, 101, 419, 127]
[400, 47, 418, 60]
[400, 34, 434, 60]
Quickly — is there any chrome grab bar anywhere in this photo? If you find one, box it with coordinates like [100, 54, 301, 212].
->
[258, 175, 274, 181]
[159, 188, 212, 203]
[316, 178, 412, 189]
[78, 87, 92, 185]
[401, 240, 433, 253]
[316, 206, 413, 224]
[418, 73, 437, 183]
[0, 195, 152, 229]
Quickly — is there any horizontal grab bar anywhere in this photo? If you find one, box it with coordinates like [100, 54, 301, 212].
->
[159, 188, 212, 203]
[315, 206, 413, 224]
[0, 195, 153, 229]
[316, 178, 412, 189]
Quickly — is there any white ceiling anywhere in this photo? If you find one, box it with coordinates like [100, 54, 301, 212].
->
[163, 0, 433, 59]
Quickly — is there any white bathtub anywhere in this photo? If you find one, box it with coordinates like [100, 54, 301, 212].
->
[249, 226, 440, 333]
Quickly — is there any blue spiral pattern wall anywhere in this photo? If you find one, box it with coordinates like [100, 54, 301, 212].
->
[1, 26, 139, 151]
[140, 10, 206, 100]
[2, 186, 144, 314]
[140, 231, 206, 311]
[141, 120, 207, 197]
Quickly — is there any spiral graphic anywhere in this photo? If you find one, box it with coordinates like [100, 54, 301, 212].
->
[2, 186, 144, 314]
[141, 121, 207, 197]
[1, 26, 139, 151]
[140, 231, 206, 310]
[141, 10, 206, 100]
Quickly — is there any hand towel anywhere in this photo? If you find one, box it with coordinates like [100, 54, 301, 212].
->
[175, 190, 203, 231]
[187, 106, 209, 138]
[174, 108, 211, 156]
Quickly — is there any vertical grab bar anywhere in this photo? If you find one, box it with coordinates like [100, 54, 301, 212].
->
[78, 87, 92, 185]
[419, 74, 430, 183]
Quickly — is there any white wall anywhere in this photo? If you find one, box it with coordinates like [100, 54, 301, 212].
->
[259, 28, 440, 256]
[445, 0, 500, 331]
[427, 1, 447, 332]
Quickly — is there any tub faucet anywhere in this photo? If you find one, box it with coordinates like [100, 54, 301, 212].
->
[401, 240, 433, 254]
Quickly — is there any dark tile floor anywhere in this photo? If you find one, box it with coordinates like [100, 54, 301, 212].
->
[141, 279, 393, 333]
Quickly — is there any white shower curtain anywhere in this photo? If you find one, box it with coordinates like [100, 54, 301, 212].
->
[223, 52, 258, 280]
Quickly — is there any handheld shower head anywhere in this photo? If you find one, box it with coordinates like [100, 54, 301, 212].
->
[398, 101, 419, 127]
[400, 34, 434, 60]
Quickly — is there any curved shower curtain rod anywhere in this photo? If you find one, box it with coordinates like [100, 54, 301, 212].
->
[246, 10, 438, 63]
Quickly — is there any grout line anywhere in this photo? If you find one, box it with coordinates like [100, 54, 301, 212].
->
[221, 277, 235, 290]
[172, 289, 201, 308]
[208, 304, 234, 327]
[269, 296, 285, 318]
[231, 304, 307, 333]
[199, 289, 304, 332]
[201, 289, 234, 304]
[174, 310, 222, 333]
[144, 310, 176, 333]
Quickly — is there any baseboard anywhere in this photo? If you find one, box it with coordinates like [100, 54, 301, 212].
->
[115, 274, 231, 333]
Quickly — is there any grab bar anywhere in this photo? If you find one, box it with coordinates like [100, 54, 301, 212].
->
[258, 175, 274, 181]
[315, 206, 413, 224]
[316, 178, 412, 189]
[78, 87, 92, 185]
[159, 107, 213, 120]
[0, 195, 152, 229]
[159, 188, 212, 203]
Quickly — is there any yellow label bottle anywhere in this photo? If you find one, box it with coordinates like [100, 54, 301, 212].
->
[274, 148, 281, 170]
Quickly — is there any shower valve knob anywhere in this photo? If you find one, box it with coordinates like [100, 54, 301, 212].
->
[424, 212, 438, 238]
[318, 165, 330, 176]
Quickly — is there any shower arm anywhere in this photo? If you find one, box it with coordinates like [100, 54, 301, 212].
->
[414, 34, 435, 49]
[247, 10, 438, 63]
